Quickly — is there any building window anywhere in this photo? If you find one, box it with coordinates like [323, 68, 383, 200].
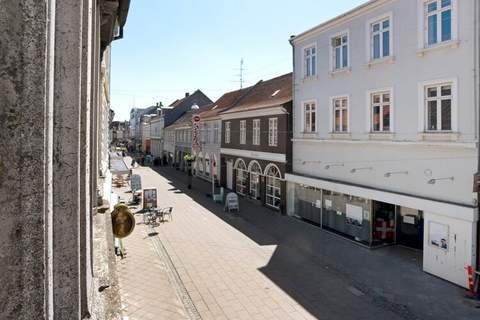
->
[252, 119, 260, 145]
[370, 17, 391, 60]
[235, 159, 247, 196]
[304, 102, 316, 133]
[249, 161, 262, 199]
[424, 0, 453, 46]
[333, 97, 348, 132]
[425, 83, 452, 131]
[225, 122, 231, 143]
[265, 164, 281, 209]
[331, 33, 348, 71]
[268, 118, 278, 146]
[304, 45, 317, 78]
[371, 91, 391, 132]
[213, 122, 219, 144]
[240, 120, 246, 144]
[204, 123, 210, 144]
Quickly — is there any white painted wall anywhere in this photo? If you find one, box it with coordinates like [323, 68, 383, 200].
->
[291, 0, 478, 206]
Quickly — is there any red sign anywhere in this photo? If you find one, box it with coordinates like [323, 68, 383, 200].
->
[192, 114, 201, 123]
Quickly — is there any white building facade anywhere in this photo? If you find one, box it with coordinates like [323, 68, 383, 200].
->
[287, 0, 479, 288]
[150, 114, 164, 158]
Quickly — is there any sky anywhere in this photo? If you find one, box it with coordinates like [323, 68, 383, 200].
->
[110, 0, 366, 121]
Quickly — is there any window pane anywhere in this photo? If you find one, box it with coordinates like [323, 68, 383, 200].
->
[342, 45, 348, 67]
[305, 112, 310, 131]
[335, 47, 341, 69]
[441, 0, 451, 8]
[306, 58, 311, 76]
[373, 94, 381, 104]
[312, 55, 316, 75]
[342, 99, 348, 108]
[335, 100, 341, 109]
[383, 93, 390, 103]
[311, 112, 316, 132]
[428, 14, 438, 45]
[372, 106, 380, 131]
[383, 31, 390, 57]
[373, 34, 380, 59]
[382, 19, 390, 29]
[335, 110, 340, 131]
[441, 99, 452, 130]
[428, 101, 438, 130]
[342, 35, 348, 43]
[383, 105, 390, 131]
[427, 87, 438, 97]
[342, 109, 348, 131]
[428, 2, 437, 12]
[441, 85, 451, 96]
[441, 10, 451, 41]
[373, 23, 380, 32]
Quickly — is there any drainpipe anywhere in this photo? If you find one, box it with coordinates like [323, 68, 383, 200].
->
[476, 0, 480, 271]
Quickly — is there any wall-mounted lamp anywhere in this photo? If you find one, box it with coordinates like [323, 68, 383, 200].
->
[350, 167, 372, 173]
[325, 163, 344, 170]
[384, 171, 409, 178]
[300, 160, 322, 165]
[428, 177, 454, 185]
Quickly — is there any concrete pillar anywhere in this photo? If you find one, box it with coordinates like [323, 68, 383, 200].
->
[0, 1, 50, 319]
[52, 0, 84, 318]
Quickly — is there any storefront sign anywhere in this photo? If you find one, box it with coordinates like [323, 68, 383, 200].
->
[143, 188, 158, 209]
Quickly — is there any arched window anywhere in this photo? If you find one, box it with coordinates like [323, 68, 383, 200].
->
[265, 164, 282, 209]
[248, 161, 262, 199]
[235, 159, 247, 195]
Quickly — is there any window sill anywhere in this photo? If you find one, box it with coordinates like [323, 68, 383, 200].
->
[329, 67, 351, 77]
[368, 132, 395, 140]
[417, 132, 460, 142]
[366, 56, 395, 68]
[300, 131, 318, 137]
[302, 75, 318, 83]
[329, 132, 351, 139]
[417, 40, 460, 57]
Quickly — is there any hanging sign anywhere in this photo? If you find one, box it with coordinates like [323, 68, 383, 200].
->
[111, 204, 135, 238]
[191, 114, 201, 152]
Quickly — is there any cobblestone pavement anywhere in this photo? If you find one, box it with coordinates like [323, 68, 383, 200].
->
[116, 163, 479, 320]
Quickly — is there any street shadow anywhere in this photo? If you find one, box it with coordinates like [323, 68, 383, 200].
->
[151, 166, 479, 320]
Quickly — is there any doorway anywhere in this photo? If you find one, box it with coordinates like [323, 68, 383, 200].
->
[372, 201, 396, 246]
[396, 206, 424, 250]
[226, 161, 233, 190]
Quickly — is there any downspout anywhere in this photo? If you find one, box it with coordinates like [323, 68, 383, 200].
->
[474, 0, 480, 270]
[288, 35, 296, 217]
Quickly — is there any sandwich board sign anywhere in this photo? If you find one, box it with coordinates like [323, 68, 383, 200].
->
[131, 174, 142, 192]
[143, 188, 157, 209]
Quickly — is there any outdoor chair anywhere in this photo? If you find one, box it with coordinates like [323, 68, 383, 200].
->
[160, 207, 173, 221]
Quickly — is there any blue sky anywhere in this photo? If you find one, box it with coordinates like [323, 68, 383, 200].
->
[111, 0, 366, 121]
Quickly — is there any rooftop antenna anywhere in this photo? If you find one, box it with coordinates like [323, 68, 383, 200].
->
[234, 58, 245, 89]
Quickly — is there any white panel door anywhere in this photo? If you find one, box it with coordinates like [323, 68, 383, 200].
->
[226, 161, 233, 190]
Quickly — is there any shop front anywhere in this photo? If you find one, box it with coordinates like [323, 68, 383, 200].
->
[286, 173, 477, 288]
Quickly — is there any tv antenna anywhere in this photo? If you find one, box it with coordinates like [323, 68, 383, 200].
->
[234, 58, 245, 89]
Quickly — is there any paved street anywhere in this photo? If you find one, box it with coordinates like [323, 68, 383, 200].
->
[115, 163, 479, 320]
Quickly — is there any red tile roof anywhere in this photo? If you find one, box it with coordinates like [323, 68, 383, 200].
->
[198, 87, 253, 119]
[220, 73, 292, 114]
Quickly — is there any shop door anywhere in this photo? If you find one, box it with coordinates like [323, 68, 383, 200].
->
[397, 207, 423, 250]
[226, 161, 233, 190]
[372, 201, 396, 246]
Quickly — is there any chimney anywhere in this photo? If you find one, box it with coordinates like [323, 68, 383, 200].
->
[185, 92, 190, 98]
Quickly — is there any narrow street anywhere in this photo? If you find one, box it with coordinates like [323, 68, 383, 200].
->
[115, 162, 479, 320]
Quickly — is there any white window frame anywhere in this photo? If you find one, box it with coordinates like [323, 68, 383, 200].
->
[366, 88, 394, 133]
[264, 164, 282, 209]
[303, 43, 317, 78]
[303, 101, 317, 133]
[330, 95, 350, 133]
[329, 30, 350, 72]
[417, 78, 458, 132]
[213, 122, 219, 144]
[268, 117, 278, 147]
[366, 13, 393, 62]
[252, 119, 261, 145]
[417, 0, 458, 49]
[225, 121, 231, 143]
[240, 120, 246, 144]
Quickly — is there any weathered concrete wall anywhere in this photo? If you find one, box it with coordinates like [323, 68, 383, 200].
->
[0, 1, 49, 319]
